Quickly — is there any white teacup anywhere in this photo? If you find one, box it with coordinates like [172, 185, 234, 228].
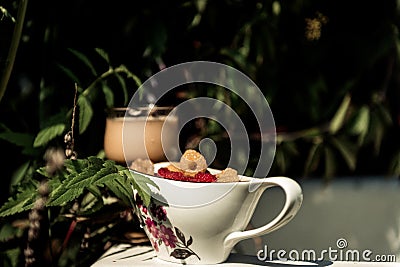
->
[131, 162, 303, 265]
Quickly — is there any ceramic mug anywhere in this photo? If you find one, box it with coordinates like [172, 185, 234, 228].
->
[131, 162, 303, 265]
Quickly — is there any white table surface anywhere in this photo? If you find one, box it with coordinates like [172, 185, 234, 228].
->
[92, 244, 400, 267]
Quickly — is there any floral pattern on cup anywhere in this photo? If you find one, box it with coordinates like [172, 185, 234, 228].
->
[135, 195, 200, 261]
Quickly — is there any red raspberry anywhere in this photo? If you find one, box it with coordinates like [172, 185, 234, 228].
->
[193, 172, 217, 183]
[157, 168, 216, 183]
[157, 168, 185, 181]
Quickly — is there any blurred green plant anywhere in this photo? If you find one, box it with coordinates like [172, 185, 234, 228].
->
[1, 0, 397, 181]
[0, 0, 27, 102]
[182, 0, 400, 178]
[0, 153, 156, 266]
[0, 48, 142, 186]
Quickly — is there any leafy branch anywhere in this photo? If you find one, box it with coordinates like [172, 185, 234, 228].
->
[0, 155, 157, 266]
[0, 156, 156, 217]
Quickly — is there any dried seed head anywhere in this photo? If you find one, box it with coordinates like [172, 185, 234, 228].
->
[65, 148, 73, 158]
[38, 181, 49, 197]
[24, 247, 34, 257]
[70, 151, 78, 160]
[44, 148, 65, 174]
[64, 131, 72, 143]
[28, 210, 40, 221]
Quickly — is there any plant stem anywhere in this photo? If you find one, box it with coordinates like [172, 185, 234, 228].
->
[0, 0, 29, 103]
[82, 65, 141, 98]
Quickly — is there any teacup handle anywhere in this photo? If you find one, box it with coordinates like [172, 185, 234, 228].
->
[223, 177, 303, 249]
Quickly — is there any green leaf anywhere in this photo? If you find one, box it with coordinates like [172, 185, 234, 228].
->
[102, 83, 114, 108]
[10, 161, 32, 189]
[95, 48, 110, 64]
[57, 64, 81, 85]
[128, 170, 157, 207]
[77, 95, 93, 134]
[86, 184, 103, 199]
[330, 136, 357, 171]
[104, 175, 134, 207]
[33, 123, 66, 147]
[119, 65, 142, 88]
[65, 157, 102, 182]
[49, 186, 84, 206]
[48, 158, 104, 206]
[63, 158, 89, 176]
[329, 94, 351, 134]
[348, 105, 370, 144]
[114, 73, 128, 105]
[67, 163, 116, 189]
[78, 190, 104, 215]
[0, 157, 155, 217]
[0, 131, 34, 147]
[68, 48, 98, 77]
[304, 140, 322, 176]
[0, 187, 37, 216]
[0, 131, 36, 155]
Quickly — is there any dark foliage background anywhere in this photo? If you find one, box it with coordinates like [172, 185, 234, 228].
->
[1, 0, 400, 190]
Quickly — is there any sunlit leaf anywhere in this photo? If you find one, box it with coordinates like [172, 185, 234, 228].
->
[329, 94, 351, 134]
[49, 185, 84, 206]
[48, 158, 152, 208]
[78, 190, 103, 215]
[0, 187, 37, 216]
[128, 170, 158, 207]
[103, 177, 133, 208]
[0, 6, 16, 22]
[348, 105, 370, 144]
[189, 0, 207, 27]
[349, 106, 370, 135]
